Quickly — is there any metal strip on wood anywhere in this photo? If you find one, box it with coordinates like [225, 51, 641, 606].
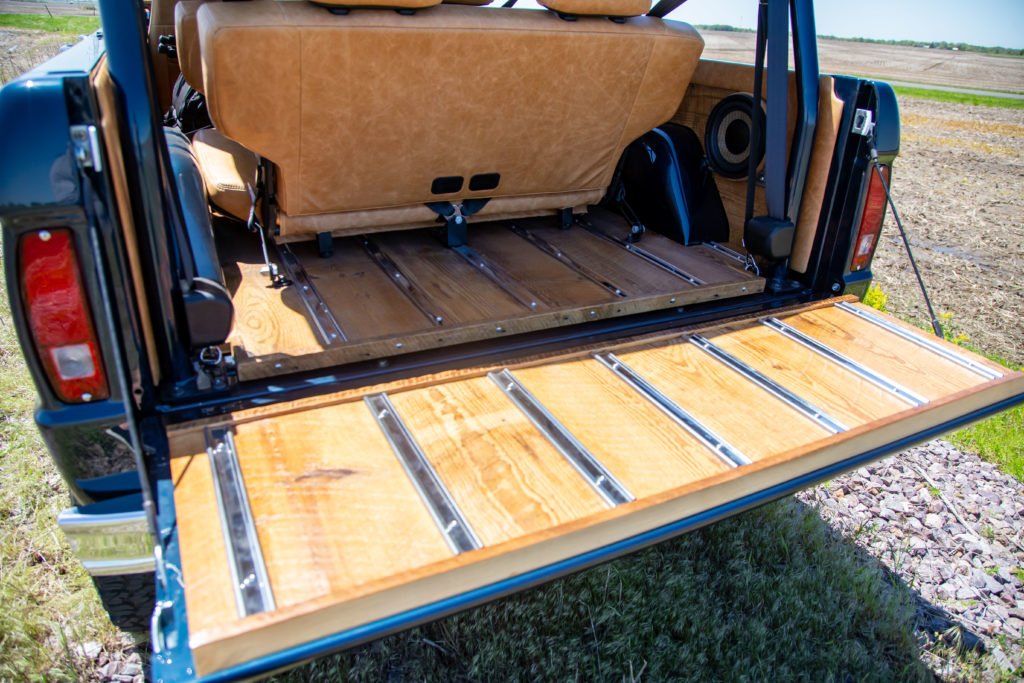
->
[689, 334, 848, 434]
[278, 245, 346, 345]
[361, 238, 445, 325]
[507, 224, 628, 298]
[593, 351, 751, 468]
[488, 369, 634, 507]
[835, 302, 1002, 381]
[364, 393, 482, 555]
[762, 316, 928, 406]
[451, 244, 545, 311]
[578, 222, 706, 286]
[205, 427, 276, 618]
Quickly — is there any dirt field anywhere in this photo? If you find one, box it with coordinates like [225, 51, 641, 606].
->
[873, 98, 1024, 367]
[703, 30, 1024, 94]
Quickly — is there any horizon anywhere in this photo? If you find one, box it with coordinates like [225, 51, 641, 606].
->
[507, 0, 1024, 50]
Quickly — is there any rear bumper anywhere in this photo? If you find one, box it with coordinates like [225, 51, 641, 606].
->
[57, 493, 155, 576]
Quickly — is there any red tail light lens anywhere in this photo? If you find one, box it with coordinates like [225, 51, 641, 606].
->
[850, 164, 890, 272]
[19, 229, 109, 403]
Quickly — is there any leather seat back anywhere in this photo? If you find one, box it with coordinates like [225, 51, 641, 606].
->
[195, 1, 705, 236]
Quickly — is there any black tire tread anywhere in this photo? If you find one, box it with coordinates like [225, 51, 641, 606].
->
[91, 572, 155, 633]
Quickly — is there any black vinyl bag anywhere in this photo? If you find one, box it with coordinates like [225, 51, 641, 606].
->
[616, 123, 730, 245]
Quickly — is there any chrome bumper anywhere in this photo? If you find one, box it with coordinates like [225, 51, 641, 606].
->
[57, 497, 155, 576]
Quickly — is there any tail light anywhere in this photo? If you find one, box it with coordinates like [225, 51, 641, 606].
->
[19, 228, 109, 403]
[850, 164, 890, 272]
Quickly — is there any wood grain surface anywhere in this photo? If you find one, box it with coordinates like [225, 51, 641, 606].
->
[615, 340, 832, 460]
[511, 359, 731, 497]
[779, 307, 986, 399]
[224, 213, 764, 380]
[387, 377, 608, 546]
[170, 298, 1024, 676]
[706, 322, 910, 428]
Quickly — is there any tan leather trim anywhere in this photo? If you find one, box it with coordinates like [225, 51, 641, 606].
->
[192, 128, 259, 220]
[198, 2, 702, 222]
[310, 0, 441, 7]
[175, 0, 205, 93]
[790, 76, 844, 274]
[538, 0, 649, 17]
[276, 190, 603, 236]
[442, 0, 489, 4]
[92, 59, 162, 384]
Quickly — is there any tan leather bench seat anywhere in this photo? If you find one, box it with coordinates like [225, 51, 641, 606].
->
[195, 1, 704, 237]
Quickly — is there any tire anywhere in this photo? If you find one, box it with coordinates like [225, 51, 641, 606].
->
[91, 572, 156, 634]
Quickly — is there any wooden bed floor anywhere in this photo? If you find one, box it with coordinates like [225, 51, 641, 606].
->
[219, 208, 763, 380]
[168, 297, 1024, 676]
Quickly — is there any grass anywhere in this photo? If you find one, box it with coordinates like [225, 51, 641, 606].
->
[275, 499, 931, 681]
[0, 14, 101, 37]
[0, 259, 131, 680]
[892, 85, 1024, 110]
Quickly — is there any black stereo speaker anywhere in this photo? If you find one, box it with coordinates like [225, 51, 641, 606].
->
[704, 93, 766, 179]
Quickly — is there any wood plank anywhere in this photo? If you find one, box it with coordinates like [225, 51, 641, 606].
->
[616, 341, 831, 460]
[229, 402, 455, 611]
[224, 255, 326, 359]
[184, 369, 1024, 676]
[513, 220, 697, 297]
[289, 239, 438, 340]
[780, 307, 986, 400]
[386, 376, 607, 546]
[512, 359, 731, 498]
[586, 207, 761, 285]
[466, 224, 615, 308]
[705, 322, 910, 428]
[372, 230, 525, 325]
[174, 295, 1024, 676]
[169, 449, 239, 637]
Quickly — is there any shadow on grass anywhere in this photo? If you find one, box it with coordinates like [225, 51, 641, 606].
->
[270, 497, 974, 682]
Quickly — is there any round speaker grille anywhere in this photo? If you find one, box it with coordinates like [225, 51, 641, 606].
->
[705, 93, 766, 179]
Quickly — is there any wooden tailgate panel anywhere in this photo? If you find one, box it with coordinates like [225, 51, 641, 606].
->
[168, 298, 1024, 675]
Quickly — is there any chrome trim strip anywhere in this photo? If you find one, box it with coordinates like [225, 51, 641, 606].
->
[579, 223, 706, 286]
[365, 393, 482, 554]
[689, 334, 848, 435]
[593, 351, 751, 467]
[57, 505, 155, 576]
[206, 428, 276, 618]
[508, 224, 628, 298]
[451, 244, 544, 311]
[702, 241, 747, 263]
[488, 369, 634, 507]
[362, 238, 445, 325]
[278, 245, 346, 344]
[835, 301, 1002, 380]
[762, 317, 928, 406]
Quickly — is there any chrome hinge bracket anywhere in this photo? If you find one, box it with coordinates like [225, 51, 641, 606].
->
[70, 124, 104, 173]
[851, 108, 875, 137]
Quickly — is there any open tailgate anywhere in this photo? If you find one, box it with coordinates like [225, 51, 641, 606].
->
[161, 297, 1024, 678]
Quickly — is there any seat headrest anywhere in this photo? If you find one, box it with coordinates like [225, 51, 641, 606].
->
[312, 0, 441, 8]
[538, 0, 649, 17]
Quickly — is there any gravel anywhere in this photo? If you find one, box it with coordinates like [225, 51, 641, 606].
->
[797, 438, 1024, 678]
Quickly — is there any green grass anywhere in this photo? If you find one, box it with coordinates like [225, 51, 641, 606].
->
[892, 85, 1024, 110]
[0, 14, 101, 36]
[0, 258, 130, 680]
[275, 499, 931, 681]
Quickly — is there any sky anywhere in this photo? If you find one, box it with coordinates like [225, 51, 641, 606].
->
[511, 0, 1024, 49]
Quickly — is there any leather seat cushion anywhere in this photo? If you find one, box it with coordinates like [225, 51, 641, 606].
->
[539, 0, 650, 17]
[192, 127, 259, 220]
